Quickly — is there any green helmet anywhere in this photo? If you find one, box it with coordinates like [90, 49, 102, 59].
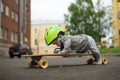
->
[45, 25, 65, 45]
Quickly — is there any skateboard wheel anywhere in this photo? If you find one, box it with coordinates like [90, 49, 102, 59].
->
[87, 58, 94, 64]
[102, 58, 108, 65]
[38, 59, 48, 69]
[28, 60, 37, 68]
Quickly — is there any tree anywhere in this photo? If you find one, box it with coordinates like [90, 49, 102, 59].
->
[64, 0, 112, 43]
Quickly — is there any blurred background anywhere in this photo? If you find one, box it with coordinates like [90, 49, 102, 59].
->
[0, 0, 120, 57]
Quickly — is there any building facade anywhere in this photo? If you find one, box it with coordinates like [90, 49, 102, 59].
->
[112, 0, 120, 47]
[0, 0, 31, 54]
[31, 21, 66, 54]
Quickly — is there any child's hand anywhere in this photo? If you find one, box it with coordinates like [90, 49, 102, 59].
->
[58, 51, 66, 54]
[54, 48, 61, 53]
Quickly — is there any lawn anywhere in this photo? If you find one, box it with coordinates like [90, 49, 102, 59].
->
[99, 47, 120, 54]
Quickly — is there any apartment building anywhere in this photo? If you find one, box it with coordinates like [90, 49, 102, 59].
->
[112, 0, 120, 47]
[0, 0, 31, 53]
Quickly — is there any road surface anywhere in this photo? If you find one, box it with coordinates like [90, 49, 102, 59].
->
[0, 54, 120, 80]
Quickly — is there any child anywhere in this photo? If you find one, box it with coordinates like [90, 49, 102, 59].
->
[45, 25, 102, 64]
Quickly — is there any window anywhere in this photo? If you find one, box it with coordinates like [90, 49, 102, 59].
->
[45, 28, 48, 32]
[34, 28, 37, 34]
[1, 27, 3, 39]
[26, 20, 28, 25]
[5, 6, 9, 16]
[1, 1, 4, 12]
[12, 10, 14, 19]
[117, 11, 120, 19]
[25, 36, 28, 42]
[15, 33, 18, 43]
[26, 5, 29, 11]
[34, 39, 38, 46]
[45, 50, 48, 53]
[4, 29, 8, 40]
[15, 0, 19, 4]
[119, 30, 120, 35]
[15, 13, 18, 22]
[11, 32, 14, 42]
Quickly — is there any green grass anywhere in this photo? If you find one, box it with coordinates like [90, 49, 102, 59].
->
[99, 47, 120, 54]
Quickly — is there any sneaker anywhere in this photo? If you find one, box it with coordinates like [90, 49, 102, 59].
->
[93, 59, 102, 65]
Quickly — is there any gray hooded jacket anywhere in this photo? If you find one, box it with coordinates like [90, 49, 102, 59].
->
[61, 34, 89, 53]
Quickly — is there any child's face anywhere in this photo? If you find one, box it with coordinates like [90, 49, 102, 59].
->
[51, 40, 61, 47]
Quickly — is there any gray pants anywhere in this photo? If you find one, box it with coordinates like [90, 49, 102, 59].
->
[87, 36, 102, 61]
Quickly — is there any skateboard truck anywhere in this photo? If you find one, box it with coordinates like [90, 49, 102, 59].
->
[87, 57, 108, 65]
[28, 59, 48, 69]
[29, 56, 49, 69]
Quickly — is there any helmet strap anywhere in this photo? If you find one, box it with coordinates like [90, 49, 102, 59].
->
[57, 38, 61, 41]
[57, 38, 64, 50]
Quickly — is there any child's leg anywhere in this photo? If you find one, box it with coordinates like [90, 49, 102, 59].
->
[87, 36, 102, 64]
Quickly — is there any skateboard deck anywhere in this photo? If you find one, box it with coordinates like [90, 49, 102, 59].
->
[22, 53, 92, 57]
[22, 53, 108, 69]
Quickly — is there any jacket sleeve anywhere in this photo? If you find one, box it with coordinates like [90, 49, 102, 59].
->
[63, 38, 72, 53]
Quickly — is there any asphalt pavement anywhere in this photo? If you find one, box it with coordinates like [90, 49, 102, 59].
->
[0, 54, 120, 80]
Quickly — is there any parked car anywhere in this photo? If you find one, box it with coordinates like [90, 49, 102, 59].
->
[9, 44, 33, 58]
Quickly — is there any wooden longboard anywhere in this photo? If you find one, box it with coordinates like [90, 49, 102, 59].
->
[22, 53, 108, 69]
[22, 53, 92, 57]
